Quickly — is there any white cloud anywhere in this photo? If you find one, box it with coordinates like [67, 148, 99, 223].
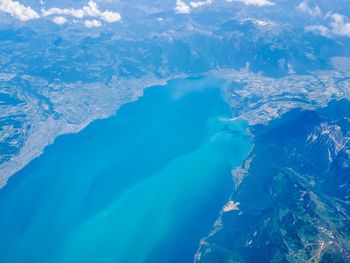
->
[227, 0, 274, 6]
[305, 25, 330, 36]
[52, 16, 67, 25]
[41, 7, 84, 19]
[190, 0, 212, 8]
[306, 13, 350, 38]
[175, 0, 191, 14]
[297, 1, 322, 17]
[41, 1, 121, 23]
[0, 0, 40, 21]
[84, 19, 101, 28]
[328, 13, 350, 37]
[100, 10, 121, 23]
[81, 1, 121, 22]
[0, 0, 121, 27]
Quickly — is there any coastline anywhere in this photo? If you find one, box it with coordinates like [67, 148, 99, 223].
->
[0, 74, 187, 189]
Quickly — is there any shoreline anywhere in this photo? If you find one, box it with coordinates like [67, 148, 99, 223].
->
[0, 74, 188, 190]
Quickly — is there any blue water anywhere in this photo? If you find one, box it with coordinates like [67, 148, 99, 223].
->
[0, 77, 252, 263]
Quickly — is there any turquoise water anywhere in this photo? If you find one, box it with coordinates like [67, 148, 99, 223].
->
[0, 77, 252, 263]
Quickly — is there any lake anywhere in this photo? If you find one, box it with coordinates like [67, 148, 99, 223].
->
[0, 77, 252, 263]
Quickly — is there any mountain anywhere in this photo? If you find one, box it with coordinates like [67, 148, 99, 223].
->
[197, 99, 350, 263]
